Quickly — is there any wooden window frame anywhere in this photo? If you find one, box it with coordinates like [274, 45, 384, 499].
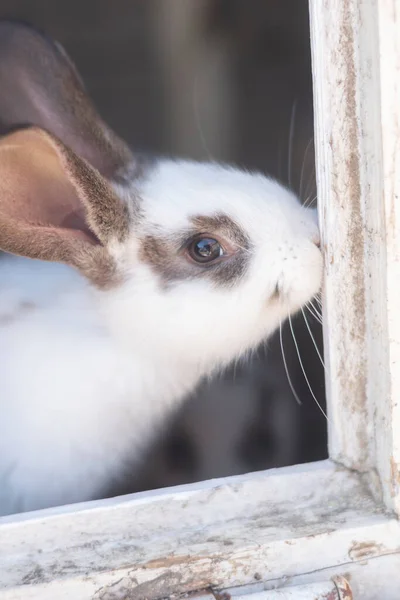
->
[0, 1, 399, 598]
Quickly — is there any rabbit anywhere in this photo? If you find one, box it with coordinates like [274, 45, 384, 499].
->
[0, 21, 322, 517]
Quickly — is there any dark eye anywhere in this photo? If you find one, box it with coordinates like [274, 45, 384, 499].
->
[188, 237, 223, 263]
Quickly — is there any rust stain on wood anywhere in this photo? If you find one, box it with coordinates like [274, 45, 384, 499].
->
[143, 555, 199, 569]
[348, 540, 386, 561]
[390, 456, 400, 496]
[328, 0, 368, 465]
[93, 554, 223, 600]
[214, 592, 231, 600]
[323, 591, 338, 600]
[93, 572, 186, 600]
[333, 575, 353, 599]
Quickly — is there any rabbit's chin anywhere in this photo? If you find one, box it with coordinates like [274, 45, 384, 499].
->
[96, 260, 321, 379]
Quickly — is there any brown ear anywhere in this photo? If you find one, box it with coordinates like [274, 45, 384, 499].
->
[0, 20, 132, 178]
[0, 127, 130, 286]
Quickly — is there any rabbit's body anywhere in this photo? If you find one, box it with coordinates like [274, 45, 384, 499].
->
[0, 23, 322, 516]
[0, 256, 189, 515]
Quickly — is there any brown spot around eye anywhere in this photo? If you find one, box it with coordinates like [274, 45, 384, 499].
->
[139, 213, 252, 288]
[191, 213, 250, 250]
[139, 234, 188, 285]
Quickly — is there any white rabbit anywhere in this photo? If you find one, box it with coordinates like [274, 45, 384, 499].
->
[0, 21, 322, 516]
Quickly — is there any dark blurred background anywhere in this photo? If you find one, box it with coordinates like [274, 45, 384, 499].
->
[0, 0, 327, 494]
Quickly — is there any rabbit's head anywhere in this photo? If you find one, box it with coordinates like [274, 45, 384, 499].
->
[0, 22, 322, 370]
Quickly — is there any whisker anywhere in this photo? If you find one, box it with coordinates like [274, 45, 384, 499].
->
[193, 73, 214, 161]
[310, 294, 323, 312]
[234, 243, 253, 255]
[303, 163, 316, 204]
[288, 99, 297, 190]
[279, 318, 302, 405]
[288, 314, 329, 422]
[310, 298, 323, 319]
[313, 291, 323, 306]
[306, 303, 323, 325]
[301, 308, 325, 370]
[308, 307, 323, 325]
[303, 309, 320, 330]
[314, 302, 323, 315]
[303, 194, 318, 209]
[314, 295, 323, 308]
[299, 137, 313, 202]
[277, 136, 283, 183]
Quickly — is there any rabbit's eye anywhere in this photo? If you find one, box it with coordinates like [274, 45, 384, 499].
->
[188, 237, 223, 263]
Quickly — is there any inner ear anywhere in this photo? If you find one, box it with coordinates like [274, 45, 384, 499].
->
[0, 129, 99, 244]
[59, 209, 98, 242]
[0, 127, 130, 284]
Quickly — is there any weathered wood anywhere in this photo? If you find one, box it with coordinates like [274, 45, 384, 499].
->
[377, 0, 400, 517]
[227, 557, 400, 600]
[309, 0, 400, 514]
[234, 577, 352, 599]
[0, 461, 399, 599]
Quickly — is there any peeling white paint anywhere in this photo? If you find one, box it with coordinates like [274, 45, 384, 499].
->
[309, 0, 400, 514]
[0, 461, 399, 599]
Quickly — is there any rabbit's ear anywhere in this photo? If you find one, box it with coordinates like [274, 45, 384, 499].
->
[0, 127, 130, 286]
[0, 20, 132, 179]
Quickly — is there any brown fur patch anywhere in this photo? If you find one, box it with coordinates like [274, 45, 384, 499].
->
[53, 134, 130, 244]
[0, 221, 120, 289]
[191, 214, 250, 250]
[139, 213, 251, 288]
[74, 246, 122, 290]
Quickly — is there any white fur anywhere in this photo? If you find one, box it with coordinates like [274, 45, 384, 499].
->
[0, 160, 322, 516]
